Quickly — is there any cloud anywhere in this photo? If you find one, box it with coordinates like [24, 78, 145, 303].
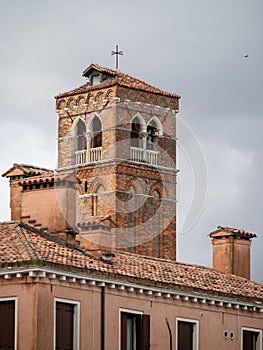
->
[0, 0, 262, 282]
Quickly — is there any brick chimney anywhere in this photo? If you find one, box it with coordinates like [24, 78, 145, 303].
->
[209, 226, 257, 280]
[76, 219, 115, 255]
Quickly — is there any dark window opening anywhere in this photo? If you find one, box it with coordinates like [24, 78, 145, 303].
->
[131, 117, 142, 148]
[56, 302, 74, 350]
[121, 312, 150, 350]
[84, 181, 88, 193]
[76, 120, 87, 151]
[177, 320, 195, 350]
[90, 74, 100, 86]
[243, 329, 260, 350]
[91, 116, 102, 148]
[146, 120, 159, 150]
[0, 300, 15, 350]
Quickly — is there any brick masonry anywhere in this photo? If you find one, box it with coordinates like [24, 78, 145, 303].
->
[54, 71, 180, 260]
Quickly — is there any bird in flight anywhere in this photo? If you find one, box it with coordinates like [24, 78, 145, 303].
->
[244, 54, 249, 58]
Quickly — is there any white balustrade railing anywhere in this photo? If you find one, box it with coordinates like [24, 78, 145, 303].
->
[145, 149, 160, 165]
[75, 150, 86, 165]
[130, 147, 144, 163]
[130, 147, 159, 166]
[90, 147, 102, 162]
[75, 147, 102, 165]
[75, 147, 158, 166]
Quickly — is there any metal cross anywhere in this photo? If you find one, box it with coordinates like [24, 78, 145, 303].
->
[111, 45, 123, 70]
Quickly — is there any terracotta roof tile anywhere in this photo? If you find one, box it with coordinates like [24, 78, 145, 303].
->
[2, 163, 51, 178]
[55, 63, 181, 99]
[209, 226, 257, 239]
[0, 222, 262, 302]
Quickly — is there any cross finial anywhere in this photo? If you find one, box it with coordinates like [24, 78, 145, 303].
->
[111, 45, 123, 70]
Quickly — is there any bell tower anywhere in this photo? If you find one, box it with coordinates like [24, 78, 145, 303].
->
[55, 64, 180, 260]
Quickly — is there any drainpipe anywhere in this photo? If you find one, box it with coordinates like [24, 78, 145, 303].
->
[165, 318, 172, 350]
[101, 286, 105, 350]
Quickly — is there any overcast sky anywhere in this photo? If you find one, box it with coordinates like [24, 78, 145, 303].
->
[0, 0, 262, 283]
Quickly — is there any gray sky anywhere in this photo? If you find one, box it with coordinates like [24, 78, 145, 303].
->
[0, 0, 262, 282]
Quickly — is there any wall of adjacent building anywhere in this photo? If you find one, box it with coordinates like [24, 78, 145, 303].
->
[1, 277, 261, 349]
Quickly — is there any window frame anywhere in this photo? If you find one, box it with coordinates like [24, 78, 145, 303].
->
[0, 297, 18, 350]
[176, 317, 199, 350]
[241, 327, 262, 350]
[73, 118, 87, 151]
[119, 308, 143, 350]
[54, 298, 80, 350]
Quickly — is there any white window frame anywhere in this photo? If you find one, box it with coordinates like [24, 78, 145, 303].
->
[176, 317, 199, 350]
[119, 308, 143, 350]
[54, 298, 80, 350]
[241, 327, 262, 350]
[0, 297, 18, 350]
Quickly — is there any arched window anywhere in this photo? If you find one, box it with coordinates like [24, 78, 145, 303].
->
[146, 118, 162, 150]
[131, 116, 142, 147]
[93, 184, 104, 216]
[90, 116, 102, 149]
[76, 120, 87, 151]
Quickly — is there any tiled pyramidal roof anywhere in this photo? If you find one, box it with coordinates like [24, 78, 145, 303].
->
[0, 222, 262, 302]
[55, 63, 181, 99]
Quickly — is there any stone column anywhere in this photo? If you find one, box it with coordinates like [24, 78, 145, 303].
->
[85, 131, 91, 163]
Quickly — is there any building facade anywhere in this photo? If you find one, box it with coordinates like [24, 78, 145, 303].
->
[1, 64, 262, 350]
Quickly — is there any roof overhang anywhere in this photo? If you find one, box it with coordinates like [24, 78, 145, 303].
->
[0, 265, 262, 312]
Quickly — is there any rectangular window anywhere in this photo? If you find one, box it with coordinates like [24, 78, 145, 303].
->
[55, 299, 80, 350]
[176, 318, 198, 350]
[120, 310, 150, 350]
[91, 75, 100, 86]
[0, 299, 17, 350]
[242, 328, 262, 350]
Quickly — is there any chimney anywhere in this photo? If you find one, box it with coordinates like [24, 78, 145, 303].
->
[209, 226, 257, 280]
[76, 219, 115, 255]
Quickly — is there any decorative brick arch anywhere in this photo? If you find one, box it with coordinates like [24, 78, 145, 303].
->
[66, 97, 76, 111]
[88, 179, 107, 217]
[124, 177, 148, 195]
[85, 93, 93, 106]
[89, 179, 105, 194]
[129, 91, 137, 102]
[76, 95, 85, 108]
[57, 99, 66, 110]
[149, 183, 163, 198]
[105, 89, 114, 101]
[95, 92, 104, 104]
[159, 97, 168, 108]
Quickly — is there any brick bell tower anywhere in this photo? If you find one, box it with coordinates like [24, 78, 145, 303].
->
[55, 64, 180, 260]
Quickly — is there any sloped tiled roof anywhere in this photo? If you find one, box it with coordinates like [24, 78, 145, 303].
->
[55, 63, 181, 99]
[210, 226, 257, 239]
[0, 221, 262, 302]
[2, 163, 51, 178]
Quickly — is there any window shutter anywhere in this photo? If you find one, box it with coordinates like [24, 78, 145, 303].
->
[56, 302, 74, 350]
[142, 314, 150, 350]
[178, 321, 193, 350]
[0, 301, 15, 350]
[121, 313, 127, 350]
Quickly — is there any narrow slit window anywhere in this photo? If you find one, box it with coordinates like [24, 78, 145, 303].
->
[91, 116, 102, 149]
[76, 120, 87, 151]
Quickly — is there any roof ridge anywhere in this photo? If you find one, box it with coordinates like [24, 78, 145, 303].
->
[14, 163, 52, 171]
[15, 223, 40, 261]
[56, 63, 180, 99]
[18, 222, 97, 260]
